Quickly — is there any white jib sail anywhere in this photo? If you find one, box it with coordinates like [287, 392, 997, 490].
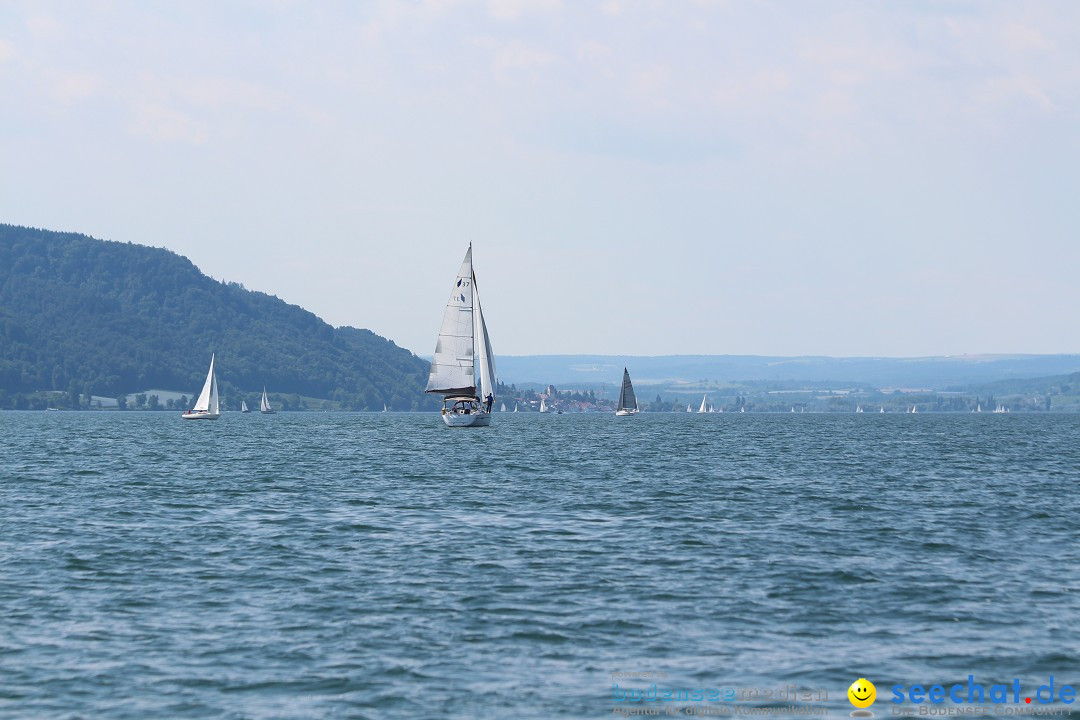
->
[426, 248, 477, 396]
[473, 270, 496, 404]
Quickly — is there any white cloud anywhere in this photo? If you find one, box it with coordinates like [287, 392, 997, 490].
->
[176, 77, 288, 112]
[599, 0, 622, 17]
[129, 102, 207, 144]
[975, 73, 1055, 112]
[1003, 23, 1055, 53]
[486, 0, 562, 22]
[44, 70, 101, 102]
[490, 40, 559, 82]
[627, 63, 672, 108]
[26, 14, 61, 37]
[711, 69, 790, 109]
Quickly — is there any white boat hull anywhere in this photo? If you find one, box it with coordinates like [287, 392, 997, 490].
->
[181, 411, 220, 420]
[615, 409, 637, 416]
[442, 410, 492, 427]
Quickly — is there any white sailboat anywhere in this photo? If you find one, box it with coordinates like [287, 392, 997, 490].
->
[856, 405, 863, 413]
[426, 244, 496, 427]
[686, 403, 693, 413]
[500, 402, 507, 412]
[880, 406, 884, 413]
[260, 387, 276, 414]
[540, 397, 548, 413]
[615, 367, 638, 416]
[513, 403, 518, 412]
[241, 399, 250, 413]
[182, 354, 220, 420]
[698, 395, 708, 414]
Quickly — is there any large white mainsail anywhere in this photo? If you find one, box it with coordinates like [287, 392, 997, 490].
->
[427, 244, 496, 427]
[427, 247, 479, 397]
[260, 387, 275, 414]
[616, 367, 638, 416]
[195, 355, 218, 413]
[183, 354, 220, 420]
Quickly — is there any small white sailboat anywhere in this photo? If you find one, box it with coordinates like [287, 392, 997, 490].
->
[911, 405, 917, 414]
[500, 402, 507, 412]
[513, 403, 518, 412]
[856, 405, 863, 413]
[740, 406, 745, 413]
[615, 367, 638, 416]
[880, 406, 884, 413]
[540, 397, 548, 413]
[260, 387, 276, 414]
[686, 403, 693, 413]
[383, 403, 389, 412]
[182, 354, 220, 420]
[426, 244, 497, 427]
[697, 395, 708, 414]
[241, 399, 250, 414]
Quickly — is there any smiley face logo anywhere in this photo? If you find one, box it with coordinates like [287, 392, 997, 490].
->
[848, 678, 876, 709]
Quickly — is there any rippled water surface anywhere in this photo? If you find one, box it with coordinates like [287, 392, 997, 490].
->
[2, 412, 1079, 718]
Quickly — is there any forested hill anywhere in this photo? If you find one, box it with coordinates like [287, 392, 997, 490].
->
[0, 224, 437, 410]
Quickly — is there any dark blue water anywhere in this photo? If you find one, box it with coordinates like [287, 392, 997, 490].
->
[2, 412, 1078, 719]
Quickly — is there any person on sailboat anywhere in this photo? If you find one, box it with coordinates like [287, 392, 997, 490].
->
[485, 393, 493, 413]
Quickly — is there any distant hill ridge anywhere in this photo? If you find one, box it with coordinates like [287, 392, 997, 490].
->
[494, 354, 1080, 390]
[0, 224, 436, 410]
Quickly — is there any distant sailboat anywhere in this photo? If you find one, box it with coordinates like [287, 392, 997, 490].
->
[425, 244, 496, 427]
[260, 387, 276, 414]
[513, 403, 518, 412]
[540, 397, 548, 413]
[383, 403, 388, 412]
[856, 405, 863, 413]
[698, 395, 708, 414]
[500, 402, 507, 412]
[241, 399, 250, 414]
[740, 406, 745, 413]
[911, 405, 917, 414]
[615, 367, 638, 416]
[880, 406, 884, 413]
[182, 355, 220, 420]
[686, 403, 693, 413]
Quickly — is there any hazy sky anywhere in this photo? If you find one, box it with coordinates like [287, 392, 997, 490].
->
[2, 1, 1078, 358]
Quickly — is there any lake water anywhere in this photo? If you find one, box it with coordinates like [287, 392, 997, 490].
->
[2, 412, 1078, 719]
